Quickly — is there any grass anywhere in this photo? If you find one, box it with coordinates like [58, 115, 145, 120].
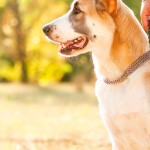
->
[0, 83, 111, 150]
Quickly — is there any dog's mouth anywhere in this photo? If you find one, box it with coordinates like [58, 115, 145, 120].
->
[59, 36, 89, 54]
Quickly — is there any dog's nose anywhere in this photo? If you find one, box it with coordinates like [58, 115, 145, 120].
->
[43, 25, 50, 35]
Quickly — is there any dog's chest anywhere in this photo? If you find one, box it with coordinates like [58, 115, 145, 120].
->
[95, 79, 150, 150]
[95, 78, 150, 114]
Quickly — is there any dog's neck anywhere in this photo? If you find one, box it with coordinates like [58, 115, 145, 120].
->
[93, 2, 148, 81]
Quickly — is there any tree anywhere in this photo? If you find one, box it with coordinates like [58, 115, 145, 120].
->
[0, 0, 71, 83]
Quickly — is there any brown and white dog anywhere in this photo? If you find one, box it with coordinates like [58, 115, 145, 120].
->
[43, 0, 150, 149]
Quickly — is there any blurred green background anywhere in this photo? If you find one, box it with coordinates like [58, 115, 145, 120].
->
[0, 0, 143, 150]
[0, 0, 142, 85]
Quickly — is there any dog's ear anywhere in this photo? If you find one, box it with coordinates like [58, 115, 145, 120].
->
[95, 0, 106, 12]
[95, 0, 117, 16]
[107, 0, 117, 16]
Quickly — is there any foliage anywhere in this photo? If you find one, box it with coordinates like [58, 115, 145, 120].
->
[62, 53, 94, 82]
[0, 0, 72, 84]
[0, 0, 144, 84]
[124, 0, 141, 21]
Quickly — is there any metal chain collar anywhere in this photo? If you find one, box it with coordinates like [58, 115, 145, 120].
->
[104, 20, 150, 85]
[104, 50, 150, 84]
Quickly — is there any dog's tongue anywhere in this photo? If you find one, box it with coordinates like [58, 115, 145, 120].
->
[59, 36, 87, 52]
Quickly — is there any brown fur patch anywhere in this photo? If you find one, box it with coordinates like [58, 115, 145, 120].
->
[69, 1, 91, 37]
[110, 31, 134, 72]
[108, 0, 117, 16]
[110, 2, 148, 73]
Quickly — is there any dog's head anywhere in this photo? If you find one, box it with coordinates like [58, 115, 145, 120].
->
[43, 0, 118, 57]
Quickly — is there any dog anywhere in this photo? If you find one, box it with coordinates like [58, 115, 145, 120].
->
[43, 0, 150, 149]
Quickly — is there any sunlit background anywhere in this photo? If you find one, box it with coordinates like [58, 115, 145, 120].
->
[0, 0, 143, 149]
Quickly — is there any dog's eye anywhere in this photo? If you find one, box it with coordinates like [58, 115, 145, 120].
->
[74, 2, 82, 15]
